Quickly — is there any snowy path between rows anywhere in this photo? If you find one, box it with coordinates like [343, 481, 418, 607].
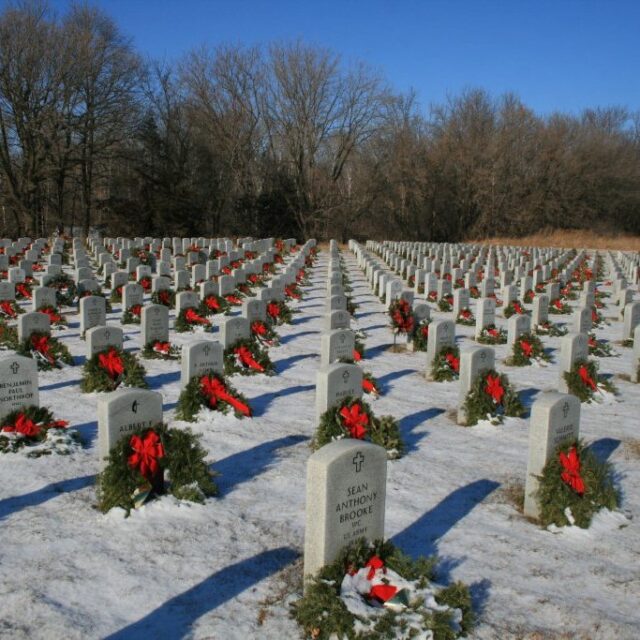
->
[0, 249, 639, 639]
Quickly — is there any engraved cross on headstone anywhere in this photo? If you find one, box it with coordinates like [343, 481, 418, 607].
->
[10, 361, 19, 374]
[562, 401, 570, 418]
[352, 451, 365, 473]
[342, 370, 350, 383]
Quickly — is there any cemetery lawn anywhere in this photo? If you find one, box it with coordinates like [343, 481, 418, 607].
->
[1, 250, 639, 639]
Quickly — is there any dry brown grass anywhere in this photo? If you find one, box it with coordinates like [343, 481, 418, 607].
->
[469, 229, 640, 251]
[624, 439, 640, 460]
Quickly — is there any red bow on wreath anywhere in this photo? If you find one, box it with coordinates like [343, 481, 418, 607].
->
[185, 308, 210, 325]
[153, 341, 171, 354]
[0, 300, 16, 318]
[445, 353, 460, 373]
[352, 349, 362, 362]
[485, 374, 505, 404]
[487, 328, 499, 337]
[2, 413, 40, 437]
[234, 345, 265, 372]
[578, 365, 597, 391]
[40, 306, 61, 324]
[520, 340, 533, 358]
[225, 294, 242, 306]
[251, 321, 267, 336]
[128, 431, 165, 481]
[98, 348, 124, 379]
[362, 378, 379, 397]
[553, 299, 563, 310]
[139, 278, 151, 291]
[204, 296, 220, 311]
[513, 303, 523, 314]
[339, 403, 368, 439]
[285, 285, 301, 299]
[31, 335, 54, 364]
[267, 302, 280, 319]
[200, 375, 251, 417]
[559, 446, 585, 495]
[129, 304, 142, 317]
[364, 556, 398, 603]
[16, 283, 31, 299]
[158, 290, 171, 305]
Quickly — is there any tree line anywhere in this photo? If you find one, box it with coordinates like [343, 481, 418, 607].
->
[1, 2, 639, 241]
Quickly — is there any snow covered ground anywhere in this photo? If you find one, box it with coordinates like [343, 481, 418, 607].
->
[0, 248, 639, 639]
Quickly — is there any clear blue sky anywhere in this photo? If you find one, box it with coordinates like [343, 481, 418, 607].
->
[41, 0, 640, 115]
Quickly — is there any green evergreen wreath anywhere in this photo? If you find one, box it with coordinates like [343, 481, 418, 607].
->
[151, 288, 176, 308]
[0, 299, 23, 320]
[199, 294, 229, 317]
[176, 370, 252, 421]
[141, 341, 180, 360]
[476, 324, 507, 345]
[507, 332, 550, 366]
[455, 309, 475, 326]
[461, 369, 524, 426]
[437, 295, 453, 312]
[535, 440, 619, 528]
[36, 305, 68, 328]
[312, 396, 404, 459]
[174, 307, 212, 332]
[17, 331, 74, 371]
[534, 321, 568, 337]
[110, 285, 123, 303]
[96, 423, 218, 514]
[0, 320, 18, 349]
[503, 300, 528, 319]
[81, 347, 148, 392]
[0, 405, 73, 454]
[47, 274, 77, 307]
[549, 299, 571, 315]
[292, 537, 473, 640]
[430, 346, 460, 382]
[223, 338, 274, 376]
[266, 299, 293, 325]
[412, 320, 431, 351]
[121, 304, 142, 325]
[588, 334, 614, 357]
[563, 359, 616, 402]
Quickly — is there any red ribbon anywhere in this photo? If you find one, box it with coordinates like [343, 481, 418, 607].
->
[364, 556, 398, 603]
[0, 300, 16, 318]
[267, 302, 280, 319]
[200, 375, 251, 417]
[553, 299, 563, 310]
[130, 304, 142, 317]
[559, 446, 585, 495]
[128, 431, 165, 481]
[31, 335, 54, 364]
[204, 295, 221, 311]
[285, 285, 301, 299]
[520, 340, 533, 358]
[485, 374, 505, 404]
[251, 321, 267, 336]
[16, 283, 31, 299]
[234, 345, 265, 372]
[185, 308, 210, 325]
[98, 348, 124, 379]
[445, 352, 460, 372]
[153, 341, 171, 354]
[459, 309, 471, 319]
[513, 303, 523, 314]
[225, 294, 242, 306]
[158, 290, 171, 305]
[1, 413, 40, 437]
[352, 349, 362, 362]
[339, 403, 368, 439]
[487, 328, 499, 337]
[362, 378, 378, 396]
[39, 306, 62, 324]
[139, 278, 151, 291]
[578, 365, 597, 391]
